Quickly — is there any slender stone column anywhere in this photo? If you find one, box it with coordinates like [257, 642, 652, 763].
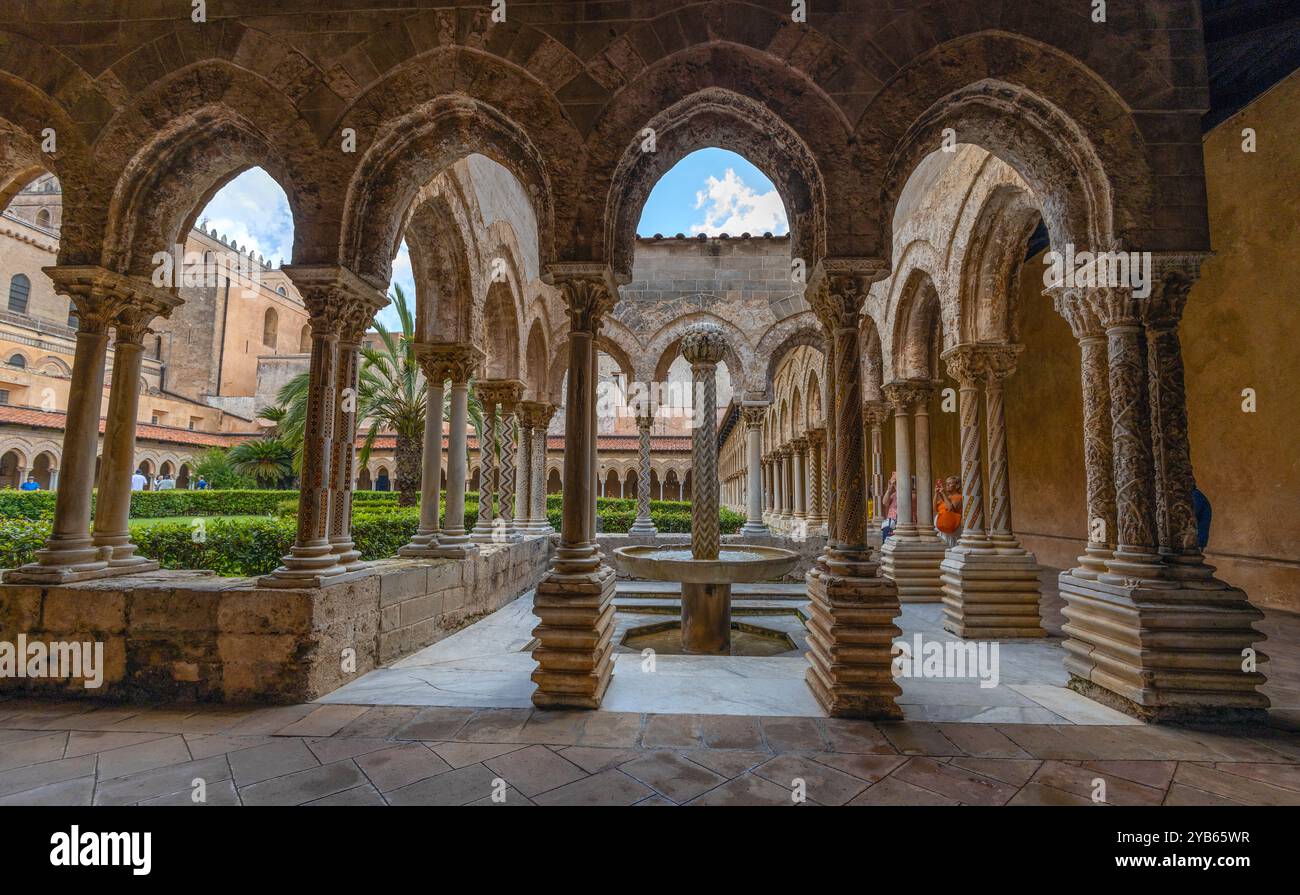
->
[1052, 288, 1115, 578]
[983, 345, 1026, 550]
[516, 410, 533, 529]
[471, 392, 499, 542]
[803, 263, 902, 719]
[515, 400, 554, 534]
[400, 344, 450, 557]
[791, 437, 808, 521]
[805, 427, 827, 529]
[7, 268, 179, 583]
[91, 312, 158, 572]
[942, 347, 992, 549]
[432, 345, 482, 558]
[862, 401, 888, 524]
[880, 381, 944, 601]
[630, 405, 658, 535]
[683, 324, 725, 560]
[531, 267, 617, 709]
[478, 379, 524, 540]
[329, 294, 382, 570]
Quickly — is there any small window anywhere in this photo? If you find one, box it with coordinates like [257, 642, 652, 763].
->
[7, 274, 31, 314]
[262, 307, 278, 349]
[277, 286, 287, 296]
[0, 389, 9, 405]
[7, 354, 26, 368]
[66, 309, 78, 329]
[151, 414, 159, 425]
[35, 209, 51, 229]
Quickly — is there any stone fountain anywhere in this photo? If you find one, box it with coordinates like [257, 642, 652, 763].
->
[614, 323, 799, 654]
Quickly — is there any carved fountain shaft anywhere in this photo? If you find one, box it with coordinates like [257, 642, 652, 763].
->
[683, 324, 728, 653]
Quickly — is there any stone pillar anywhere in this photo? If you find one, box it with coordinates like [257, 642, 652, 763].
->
[478, 379, 524, 541]
[630, 405, 658, 535]
[329, 295, 382, 570]
[1058, 272, 1267, 722]
[400, 345, 449, 557]
[1052, 288, 1116, 578]
[516, 401, 555, 534]
[791, 437, 808, 522]
[472, 389, 499, 543]
[262, 267, 375, 587]
[516, 407, 533, 529]
[531, 267, 617, 709]
[683, 324, 725, 560]
[432, 345, 482, 558]
[803, 263, 902, 719]
[805, 427, 828, 530]
[863, 401, 889, 525]
[880, 381, 944, 602]
[7, 268, 180, 583]
[91, 309, 160, 572]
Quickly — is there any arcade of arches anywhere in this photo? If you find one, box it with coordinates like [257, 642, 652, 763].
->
[0, 2, 1295, 735]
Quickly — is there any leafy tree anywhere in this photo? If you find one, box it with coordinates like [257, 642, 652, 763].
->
[193, 448, 255, 490]
[229, 438, 295, 489]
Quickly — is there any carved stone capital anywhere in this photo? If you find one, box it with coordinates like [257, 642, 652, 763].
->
[1142, 252, 1209, 330]
[281, 265, 386, 342]
[862, 399, 891, 427]
[477, 378, 526, 412]
[1048, 286, 1104, 341]
[517, 400, 554, 430]
[882, 380, 930, 413]
[681, 321, 727, 367]
[44, 265, 182, 335]
[807, 258, 889, 331]
[741, 404, 767, 430]
[941, 344, 990, 387]
[791, 437, 809, 453]
[547, 264, 618, 334]
[805, 427, 826, 446]
[415, 341, 483, 385]
[983, 343, 1024, 384]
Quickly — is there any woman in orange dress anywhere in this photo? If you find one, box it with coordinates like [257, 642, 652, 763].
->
[934, 475, 963, 548]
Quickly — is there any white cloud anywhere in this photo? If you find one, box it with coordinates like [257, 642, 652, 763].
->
[690, 168, 788, 236]
[196, 168, 294, 266]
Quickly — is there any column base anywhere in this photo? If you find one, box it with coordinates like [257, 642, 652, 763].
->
[1058, 571, 1269, 723]
[3, 537, 109, 583]
[628, 519, 658, 535]
[431, 533, 479, 559]
[530, 562, 616, 709]
[940, 545, 1045, 638]
[257, 543, 358, 589]
[516, 521, 556, 536]
[738, 521, 768, 537]
[879, 533, 946, 602]
[330, 539, 365, 571]
[1069, 543, 1113, 580]
[398, 535, 443, 558]
[803, 555, 904, 720]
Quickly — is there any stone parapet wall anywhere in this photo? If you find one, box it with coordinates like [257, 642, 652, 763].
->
[0, 537, 551, 703]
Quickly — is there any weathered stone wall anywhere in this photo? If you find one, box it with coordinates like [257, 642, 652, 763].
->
[0, 538, 551, 703]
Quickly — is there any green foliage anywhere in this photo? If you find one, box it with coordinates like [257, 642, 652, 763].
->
[228, 438, 295, 488]
[0, 490, 56, 520]
[0, 517, 47, 568]
[193, 448, 256, 490]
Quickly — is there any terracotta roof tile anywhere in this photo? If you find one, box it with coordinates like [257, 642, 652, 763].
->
[0, 405, 250, 448]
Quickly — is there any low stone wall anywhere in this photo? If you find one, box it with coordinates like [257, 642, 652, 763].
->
[591, 532, 827, 582]
[0, 537, 551, 703]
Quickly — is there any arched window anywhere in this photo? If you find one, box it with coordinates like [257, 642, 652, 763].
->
[277, 285, 287, 296]
[7, 353, 26, 368]
[7, 274, 31, 314]
[35, 209, 51, 229]
[262, 307, 278, 349]
[299, 324, 311, 353]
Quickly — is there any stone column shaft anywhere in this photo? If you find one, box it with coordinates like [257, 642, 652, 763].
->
[400, 364, 444, 557]
[329, 336, 365, 568]
[630, 408, 657, 535]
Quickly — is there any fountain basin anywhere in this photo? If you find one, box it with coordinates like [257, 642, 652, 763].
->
[612, 545, 800, 584]
[613, 545, 801, 654]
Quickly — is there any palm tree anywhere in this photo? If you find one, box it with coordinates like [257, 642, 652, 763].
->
[229, 438, 295, 489]
[273, 284, 485, 506]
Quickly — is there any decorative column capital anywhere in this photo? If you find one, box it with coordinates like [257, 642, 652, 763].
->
[43, 265, 182, 335]
[807, 258, 889, 331]
[1142, 252, 1209, 330]
[941, 344, 990, 387]
[681, 322, 727, 367]
[862, 399, 891, 427]
[477, 378, 526, 413]
[281, 264, 386, 341]
[882, 380, 930, 413]
[517, 400, 554, 429]
[791, 436, 809, 454]
[546, 264, 619, 333]
[741, 403, 768, 430]
[414, 341, 483, 385]
[1048, 286, 1105, 341]
[983, 343, 1025, 384]
[805, 427, 825, 446]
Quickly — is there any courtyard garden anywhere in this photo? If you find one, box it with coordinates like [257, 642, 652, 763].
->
[0, 489, 743, 576]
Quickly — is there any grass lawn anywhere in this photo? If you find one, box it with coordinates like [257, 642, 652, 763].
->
[127, 515, 271, 527]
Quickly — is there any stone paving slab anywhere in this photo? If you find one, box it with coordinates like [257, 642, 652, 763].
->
[0, 697, 1297, 806]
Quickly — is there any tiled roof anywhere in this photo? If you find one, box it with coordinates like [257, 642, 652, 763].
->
[361, 433, 692, 452]
[0, 405, 251, 448]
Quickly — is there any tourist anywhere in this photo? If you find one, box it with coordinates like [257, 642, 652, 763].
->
[935, 475, 962, 547]
[196, 476, 209, 490]
[131, 469, 147, 491]
[20, 474, 39, 491]
[1193, 483, 1212, 550]
[156, 474, 175, 491]
[881, 471, 898, 539]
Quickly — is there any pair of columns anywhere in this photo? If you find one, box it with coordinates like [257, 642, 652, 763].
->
[628, 406, 657, 535]
[5, 266, 181, 584]
[471, 379, 526, 543]
[1049, 258, 1266, 721]
[934, 346, 1044, 637]
[260, 267, 387, 587]
[863, 400, 890, 524]
[739, 405, 768, 535]
[398, 342, 482, 559]
[878, 381, 950, 603]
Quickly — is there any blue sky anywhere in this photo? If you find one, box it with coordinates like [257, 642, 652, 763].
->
[198, 149, 786, 329]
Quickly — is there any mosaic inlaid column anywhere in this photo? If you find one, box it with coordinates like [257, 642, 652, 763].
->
[433, 345, 482, 558]
[630, 405, 658, 535]
[478, 379, 524, 541]
[805, 427, 828, 530]
[329, 293, 382, 570]
[517, 400, 555, 535]
[515, 407, 533, 530]
[471, 390, 499, 543]
[531, 267, 617, 709]
[804, 263, 902, 719]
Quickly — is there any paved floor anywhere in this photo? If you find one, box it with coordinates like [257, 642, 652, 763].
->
[1, 698, 1298, 805]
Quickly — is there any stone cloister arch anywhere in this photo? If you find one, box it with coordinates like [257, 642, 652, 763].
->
[0, 3, 1262, 725]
